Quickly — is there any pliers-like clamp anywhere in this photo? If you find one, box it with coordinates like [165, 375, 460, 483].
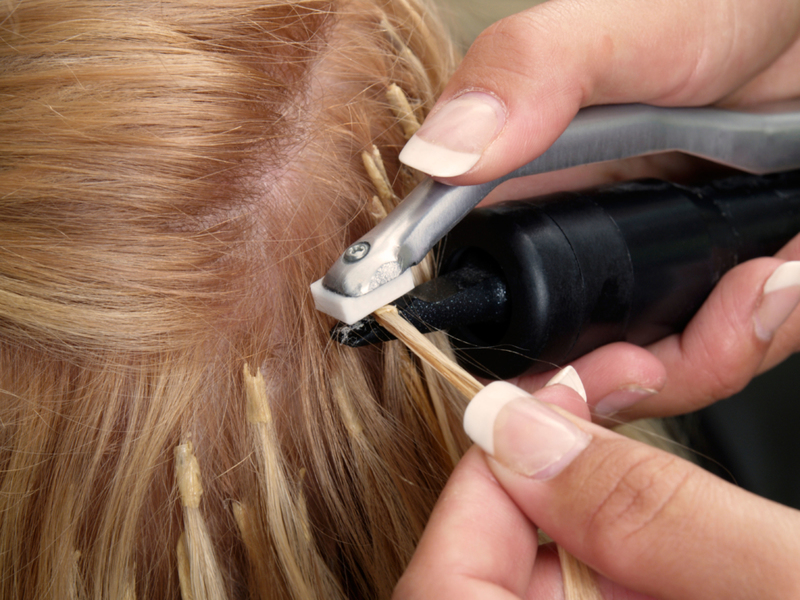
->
[311, 102, 800, 324]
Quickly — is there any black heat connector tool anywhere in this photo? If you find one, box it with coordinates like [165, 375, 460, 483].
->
[333, 170, 800, 380]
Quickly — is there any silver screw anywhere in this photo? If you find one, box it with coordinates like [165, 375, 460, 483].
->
[343, 241, 370, 263]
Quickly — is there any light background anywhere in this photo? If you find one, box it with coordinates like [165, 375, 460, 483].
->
[434, 0, 544, 48]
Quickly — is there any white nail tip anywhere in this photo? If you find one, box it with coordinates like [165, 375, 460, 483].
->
[463, 381, 530, 455]
[399, 136, 481, 177]
[545, 366, 587, 402]
[764, 261, 800, 294]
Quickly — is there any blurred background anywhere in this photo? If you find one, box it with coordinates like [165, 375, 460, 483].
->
[434, 0, 542, 49]
[432, 0, 800, 510]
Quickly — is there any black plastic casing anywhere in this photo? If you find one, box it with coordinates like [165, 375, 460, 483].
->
[440, 170, 800, 379]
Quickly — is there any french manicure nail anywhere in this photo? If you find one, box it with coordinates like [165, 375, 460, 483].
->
[545, 366, 587, 402]
[755, 261, 800, 341]
[463, 381, 591, 479]
[594, 385, 657, 417]
[399, 92, 505, 177]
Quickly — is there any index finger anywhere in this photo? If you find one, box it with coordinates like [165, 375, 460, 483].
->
[400, 0, 800, 183]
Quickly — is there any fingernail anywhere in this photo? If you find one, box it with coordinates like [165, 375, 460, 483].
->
[754, 261, 800, 341]
[399, 92, 505, 177]
[594, 385, 657, 417]
[463, 381, 591, 479]
[545, 365, 587, 402]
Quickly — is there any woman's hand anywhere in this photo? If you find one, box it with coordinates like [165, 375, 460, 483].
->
[400, 0, 800, 183]
[394, 378, 800, 599]
[509, 257, 800, 421]
[395, 4, 800, 595]
[399, 0, 800, 420]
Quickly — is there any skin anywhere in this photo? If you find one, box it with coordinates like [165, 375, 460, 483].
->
[396, 0, 800, 596]
[394, 388, 800, 599]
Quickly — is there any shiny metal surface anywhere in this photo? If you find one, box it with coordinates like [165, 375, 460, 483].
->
[322, 102, 800, 299]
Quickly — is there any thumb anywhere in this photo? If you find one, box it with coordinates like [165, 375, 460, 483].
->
[466, 380, 800, 600]
[400, 0, 800, 183]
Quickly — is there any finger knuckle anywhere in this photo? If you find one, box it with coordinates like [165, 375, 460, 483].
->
[691, 328, 748, 400]
[584, 442, 694, 565]
[682, 275, 762, 402]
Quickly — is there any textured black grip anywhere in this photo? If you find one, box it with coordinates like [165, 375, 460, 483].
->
[440, 170, 800, 379]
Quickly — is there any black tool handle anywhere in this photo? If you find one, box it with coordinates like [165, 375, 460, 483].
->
[440, 170, 800, 379]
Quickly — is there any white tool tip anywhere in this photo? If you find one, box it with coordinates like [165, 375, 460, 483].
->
[310, 270, 416, 325]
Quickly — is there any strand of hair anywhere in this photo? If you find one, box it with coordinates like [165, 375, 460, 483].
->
[242, 363, 342, 598]
[373, 305, 482, 399]
[373, 305, 603, 600]
[386, 83, 421, 139]
[174, 442, 229, 600]
[362, 149, 395, 204]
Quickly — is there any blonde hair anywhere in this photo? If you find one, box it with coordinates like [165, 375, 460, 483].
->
[375, 306, 604, 599]
[0, 1, 469, 598]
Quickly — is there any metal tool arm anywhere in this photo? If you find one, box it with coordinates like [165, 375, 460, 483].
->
[320, 102, 800, 305]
